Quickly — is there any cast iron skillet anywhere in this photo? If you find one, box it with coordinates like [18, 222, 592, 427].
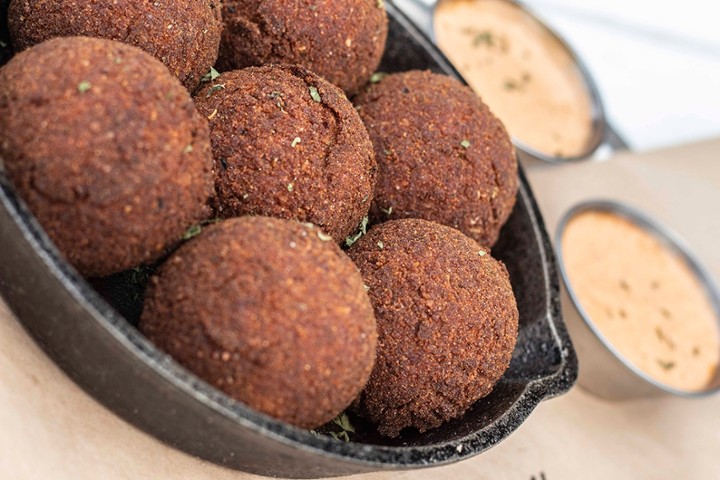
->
[0, 2, 577, 477]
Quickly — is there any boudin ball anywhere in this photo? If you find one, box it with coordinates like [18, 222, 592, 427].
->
[0, 37, 214, 278]
[347, 219, 519, 437]
[8, 0, 223, 91]
[139, 216, 378, 429]
[354, 70, 519, 247]
[193, 64, 376, 244]
[218, 0, 388, 94]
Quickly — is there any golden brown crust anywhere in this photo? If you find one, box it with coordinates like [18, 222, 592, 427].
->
[139, 216, 378, 429]
[354, 70, 519, 247]
[0, 37, 214, 277]
[8, 0, 223, 91]
[218, 0, 388, 94]
[347, 219, 518, 437]
[193, 65, 376, 243]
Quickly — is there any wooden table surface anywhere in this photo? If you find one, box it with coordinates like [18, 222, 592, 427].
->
[2, 139, 720, 479]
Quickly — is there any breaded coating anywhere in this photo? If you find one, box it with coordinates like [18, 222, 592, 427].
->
[140, 217, 378, 429]
[194, 64, 376, 244]
[8, 0, 223, 91]
[218, 0, 388, 94]
[0, 37, 214, 277]
[354, 70, 518, 247]
[347, 219, 518, 437]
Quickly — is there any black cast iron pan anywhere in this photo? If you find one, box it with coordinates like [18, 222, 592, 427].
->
[0, 2, 576, 477]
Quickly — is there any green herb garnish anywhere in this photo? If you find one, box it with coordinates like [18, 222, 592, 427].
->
[370, 72, 387, 84]
[345, 216, 369, 247]
[291, 137, 302, 148]
[460, 140, 471, 149]
[200, 67, 221, 83]
[381, 206, 393, 216]
[376, 0, 385, 8]
[287, 183, 294, 192]
[330, 431, 350, 442]
[205, 84, 226, 98]
[77, 81, 92, 94]
[332, 413, 355, 433]
[377, 241, 384, 249]
[183, 144, 194, 154]
[309, 86, 322, 103]
[183, 224, 202, 240]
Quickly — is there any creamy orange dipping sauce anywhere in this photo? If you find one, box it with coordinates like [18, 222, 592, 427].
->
[435, 0, 594, 158]
[562, 211, 720, 392]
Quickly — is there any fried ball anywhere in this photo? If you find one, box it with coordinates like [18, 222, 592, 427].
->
[8, 0, 223, 91]
[218, 0, 388, 94]
[194, 64, 376, 244]
[354, 70, 519, 247]
[347, 219, 518, 437]
[0, 37, 214, 277]
[140, 216, 378, 429]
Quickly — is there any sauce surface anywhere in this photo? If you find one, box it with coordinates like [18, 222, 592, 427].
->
[562, 211, 720, 392]
[435, 0, 593, 158]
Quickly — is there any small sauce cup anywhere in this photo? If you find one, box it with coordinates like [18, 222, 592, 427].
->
[556, 200, 720, 399]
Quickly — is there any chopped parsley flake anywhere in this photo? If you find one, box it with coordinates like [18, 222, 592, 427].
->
[77, 81, 92, 94]
[183, 224, 202, 240]
[200, 67, 221, 83]
[345, 216, 369, 247]
[332, 413, 355, 433]
[370, 72, 387, 84]
[206, 84, 226, 98]
[309, 86, 322, 103]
